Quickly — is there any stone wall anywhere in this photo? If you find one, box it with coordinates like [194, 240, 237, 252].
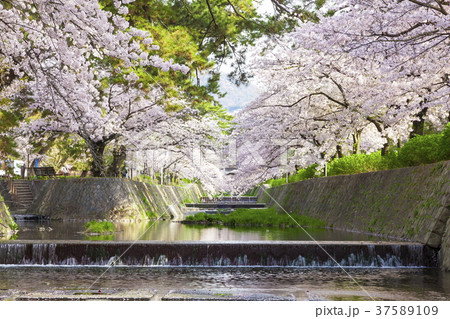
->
[0, 194, 16, 237]
[27, 178, 204, 221]
[258, 160, 450, 270]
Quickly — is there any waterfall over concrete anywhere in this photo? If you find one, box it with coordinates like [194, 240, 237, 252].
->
[0, 241, 437, 267]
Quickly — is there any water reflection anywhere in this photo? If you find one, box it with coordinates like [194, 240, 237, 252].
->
[13, 220, 384, 241]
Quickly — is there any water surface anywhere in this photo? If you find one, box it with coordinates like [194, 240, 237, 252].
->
[3, 220, 444, 301]
[13, 220, 385, 241]
[0, 266, 448, 300]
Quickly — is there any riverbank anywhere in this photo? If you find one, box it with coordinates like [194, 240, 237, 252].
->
[258, 160, 450, 270]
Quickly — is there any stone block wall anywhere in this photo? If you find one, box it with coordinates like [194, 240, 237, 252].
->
[27, 178, 204, 221]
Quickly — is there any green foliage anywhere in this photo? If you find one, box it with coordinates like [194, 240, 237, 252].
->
[441, 123, 450, 160]
[328, 151, 392, 176]
[83, 221, 116, 234]
[0, 110, 21, 159]
[266, 164, 321, 187]
[43, 134, 91, 171]
[185, 207, 326, 228]
[8, 222, 19, 231]
[266, 177, 286, 187]
[290, 164, 321, 182]
[123, 0, 262, 83]
[396, 133, 444, 167]
[101, 0, 320, 120]
[264, 123, 450, 184]
[181, 177, 199, 184]
[327, 125, 450, 176]
[100, 0, 235, 125]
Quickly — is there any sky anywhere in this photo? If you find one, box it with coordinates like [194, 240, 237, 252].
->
[216, 75, 261, 113]
[213, 0, 274, 112]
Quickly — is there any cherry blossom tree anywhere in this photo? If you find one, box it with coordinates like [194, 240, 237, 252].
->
[127, 114, 229, 193]
[0, 0, 189, 176]
[305, 0, 450, 131]
[233, 0, 449, 190]
[234, 40, 403, 187]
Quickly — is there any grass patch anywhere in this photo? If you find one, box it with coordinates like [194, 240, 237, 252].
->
[185, 207, 326, 228]
[83, 221, 116, 234]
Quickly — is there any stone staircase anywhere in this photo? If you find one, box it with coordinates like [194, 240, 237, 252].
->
[10, 180, 34, 212]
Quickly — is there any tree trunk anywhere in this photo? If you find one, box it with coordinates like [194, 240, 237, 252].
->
[352, 130, 362, 154]
[85, 139, 107, 177]
[381, 137, 394, 156]
[410, 107, 428, 138]
[107, 145, 126, 177]
[336, 145, 343, 158]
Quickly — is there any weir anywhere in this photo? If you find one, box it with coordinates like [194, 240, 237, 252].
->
[185, 196, 266, 209]
[0, 240, 438, 267]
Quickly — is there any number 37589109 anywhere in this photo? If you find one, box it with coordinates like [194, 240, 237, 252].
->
[376, 305, 438, 316]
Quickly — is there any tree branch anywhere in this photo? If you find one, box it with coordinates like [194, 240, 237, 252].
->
[407, 0, 448, 15]
[205, 0, 218, 27]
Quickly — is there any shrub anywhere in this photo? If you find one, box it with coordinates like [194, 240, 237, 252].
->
[267, 178, 286, 187]
[440, 123, 450, 160]
[266, 164, 321, 187]
[290, 164, 321, 182]
[397, 133, 443, 166]
[262, 123, 449, 184]
[83, 221, 116, 234]
[328, 151, 391, 176]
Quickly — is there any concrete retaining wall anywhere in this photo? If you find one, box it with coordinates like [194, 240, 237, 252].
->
[27, 178, 204, 221]
[258, 161, 450, 270]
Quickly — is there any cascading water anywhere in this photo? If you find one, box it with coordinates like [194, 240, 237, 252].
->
[0, 241, 438, 267]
